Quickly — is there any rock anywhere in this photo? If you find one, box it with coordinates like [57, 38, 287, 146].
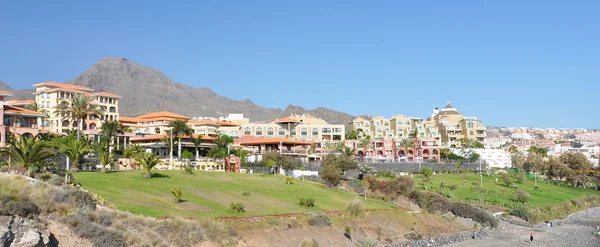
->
[0, 215, 55, 247]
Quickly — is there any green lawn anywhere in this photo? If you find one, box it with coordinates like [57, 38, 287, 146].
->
[75, 171, 393, 218]
[415, 173, 599, 207]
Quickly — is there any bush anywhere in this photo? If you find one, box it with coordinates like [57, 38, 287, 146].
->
[516, 173, 525, 184]
[229, 202, 246, 213]
[511, 189, 530, 203]
[508, 203, 530, 221]
[503, 173, 512, 186]
[285, 176, 294, 184]
[66, 189, 97, 211]
[404, 231, 423, 240]
[40, 172, 53, 182]
[171, 188, 183, 203]
[242, 191, 251, 196]
[346, 198, 363, 217]
[299, 198, 315, 207]
[320, 164, 342, 187]
[451, 202, 498, 228]
[48, 174, 65, 186]
[307, 212, 332, 227]
[420, 168, 434, 178]
[376, 170, 395, 179]
[62, 213, 127, 247]
[301, 239, 319, 247]
[184, 165, 193, 174]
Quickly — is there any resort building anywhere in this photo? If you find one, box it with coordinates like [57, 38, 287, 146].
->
[344, 137, 441, 162]
[0, 91, 45, 146]
[429, 103, 487, 147]
[5, 99, 34, 108]
[347, 115, 440, 140]
[33, 82, 121, 134]
[240, 114, 345, 142]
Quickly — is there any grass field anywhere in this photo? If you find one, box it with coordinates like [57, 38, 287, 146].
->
[75, 171, 394, 218]
[414, 173, 599, 207]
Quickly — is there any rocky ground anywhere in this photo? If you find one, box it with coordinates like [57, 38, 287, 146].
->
[444, 207, 600, 247]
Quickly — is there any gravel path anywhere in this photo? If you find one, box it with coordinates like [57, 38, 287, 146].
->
[444, 207, 600, 247]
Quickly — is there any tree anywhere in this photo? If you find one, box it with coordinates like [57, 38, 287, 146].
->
[24, 102, 50, 127]
[523, 153, 545, 174]
[459, 137, 472, 149]
[544, 156, 563, 181]
[54, 93, 103, 140]
[320, 163, 342, 187]
[511, 152, 526, 171]
[135, 152, 163, 178]
[9, 135, 54, 177]
[440, 148, 453, 159]
[508, 145, 519, 153]
[181, 149, 193, 160]
[471, 141, 485, 149]
[528, 146, 548, 157]
[161, 135, 178, 157]
[56, 135, 93, 171]
[345, 130, 360, 140]
[400, 138, 415, 151]
[560, 152, 591, 188]
[191, 134, 205, 158]
[358, 136, 372, 149]
[359, 180, 370, 200]
[409, 129, 418, 139]
[95, 139, 114, 173]
[123, 144, 144, 169]
[262, 152, 299, 173]
[168, 120, 193, 159]
[420, 167, 433, 178]
[341, 146, 356, 157]
[171, 188, 183, 203]
[321, 154, 357, 174]
[236, 148, 249, 164]
[100, 120, 123, 154]
[207, 134, 234, 161]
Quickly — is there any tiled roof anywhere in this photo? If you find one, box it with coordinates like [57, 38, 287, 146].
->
[0, 91, 12, 96]
[5, 100, 34, 105]
[86, 92, 122, 99]
[443, 103, 454, 109]
[190, 119, 240, 127]
[33, 82, 94, 92]
[135, 111, 190, 121]
[239, 137, 312, 146]
[3, 105, 45, 117]
[274, 117, 301, 123]
[130, 134, 216, 142]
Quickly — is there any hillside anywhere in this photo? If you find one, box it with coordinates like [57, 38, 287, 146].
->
[75, 171, 393, 218]
[0, 80, 35, 100]
[281, 104, 360, 125]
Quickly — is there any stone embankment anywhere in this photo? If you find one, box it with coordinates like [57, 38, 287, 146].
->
[0, 215, 58, 247]
[386, 230, 488, 247]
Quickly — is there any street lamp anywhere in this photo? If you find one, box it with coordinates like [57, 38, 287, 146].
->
[480, 174, 483, 188]
[170, 127, 174, 169]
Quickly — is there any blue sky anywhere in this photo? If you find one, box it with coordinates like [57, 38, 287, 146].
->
[1, 1, 599, 128]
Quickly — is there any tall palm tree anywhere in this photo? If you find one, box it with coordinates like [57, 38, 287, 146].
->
[54, 93, 103, 140]
[123, 144, 144, 169]
[358, 136, 372, 149]
[100, 120, 123, 153]
[94, 139, 113, 173]
[168, 120, 193, 159]
[207, 134, 234, 161]
[24, 101, 49, 126]
[191, 134, 205, 158]
[342, 146, 356, 157]
[161, 135, 178, 157]
[10, 135, 55, 177]
[135, 152, 163, 178]
[56, 135, 94, 171]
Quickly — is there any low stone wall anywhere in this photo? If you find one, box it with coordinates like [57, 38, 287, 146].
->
[364, 162, 487, 173]
[386, 229, 488, 247]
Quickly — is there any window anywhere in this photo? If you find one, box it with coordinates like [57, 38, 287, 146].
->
[42, 120, 49, 127]
[321, 128, 331, 133]
[333, 128, 342, 133]
[229, 131, 239, 138]
[244, 127, 251, 135]
[155, 128, 161, 134]
[279, 128, 285, 137]
[468, 122, 474, 128]
[384, 122, 389, 126]
[312, 128, 318, 139]
[420, 133, 425, 137]
[267, 127, 274, 137]
[398, 134, 403, 137]
[376, 122, 380, 126]
[419, 126, 423, 129]
[441, 117, 448, 123]
[470, 131, 474, 135]
[432, 132, 437, 136]
[384, 128, 389, 132]
[301, 128, 308, 139]
[290, 128, 296, 137]
[377, 128, 382, 132]
[405, 120, 410, 124]
[356, 123, 361, 128]
[255, 127, 263, 136]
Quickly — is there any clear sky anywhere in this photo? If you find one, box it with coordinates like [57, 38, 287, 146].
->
[1, 1, 599, 128]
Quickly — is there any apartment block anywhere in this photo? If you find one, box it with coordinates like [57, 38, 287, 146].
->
[0, 91, 44, 146]
[240, 114, 345, 141]
[429, 103, 486, 147]
[33, 82, 121, 133]
[347, 115, 440, 140]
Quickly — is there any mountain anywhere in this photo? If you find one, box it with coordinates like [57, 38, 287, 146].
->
[67, 58, 287, 120]
[0, 80, 35, 100]
[281, 104, 360, 125]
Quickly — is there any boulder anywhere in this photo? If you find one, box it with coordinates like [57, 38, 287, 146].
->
[0, 215, 56, 247]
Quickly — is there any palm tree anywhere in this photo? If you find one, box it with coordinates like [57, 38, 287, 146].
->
[123, 144, 144, 169]
[207, 134, 234, 161]
[9, 135, 54, 177]
[341, 146, 356, 157]
[168, 120, 193, 159]
[56, 135, 94, 171]
[191, 134, 205, 159]
[161, 135, 178, 157]
[54, 93, 103, 140]
[358, 136, 372, 149]
[135, 152, 163, 178]
[100, 120, 123, 153]
[408, 129, 418, 139]
[94, 139, 113, 173]
[400, 138, 416, 158]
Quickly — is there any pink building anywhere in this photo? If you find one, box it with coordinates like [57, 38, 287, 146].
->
[0, 91, 44, 146]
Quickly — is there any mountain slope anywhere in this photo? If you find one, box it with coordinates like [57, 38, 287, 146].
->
[0, 80, 35, 100]
[281, 104, 358, 124]
[67, 58, 285, 120]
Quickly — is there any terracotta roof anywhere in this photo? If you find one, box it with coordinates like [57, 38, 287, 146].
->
[5, 100, 34, 105]
[118, 116, 144, 123]
[33, 82, 94, 92]
[3, 105, 45, 117]
[0, 91, 12, 96]
[191, 119, 240, 127]
[239, 137, 313, 146]
[136, 111, 190, 120]
[86, 92, 122, 99]
[130, 134, 216, 142]
[443, 103, 455, 109]
[274, 117, 301, 123]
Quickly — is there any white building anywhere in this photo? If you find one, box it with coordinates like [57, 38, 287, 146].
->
[454, 148, 512, 169]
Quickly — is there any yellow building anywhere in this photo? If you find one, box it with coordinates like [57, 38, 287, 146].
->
[429, 103, 486, 147]
[348, 114, 440, 140]
[241, 114, 345, 141]
[33, 82, 121, 133]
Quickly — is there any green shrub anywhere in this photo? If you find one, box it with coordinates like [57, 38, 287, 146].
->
[66, 189, 97, 211]
[346, 198, 363, 217]
[503, 173, 512, 186]
[171, 188, 183, 203]
[184, 165, 193, 174]
[242, 191, 251, 196]
[345, 226, 351, 236]
[301, 239, 319, 247]
[229, 202, 245, 213]
[508, 203, 530, 221]
[299, 198, 315, 207]
[404, 231, 423, 240]
[451, 202, 498, 228]
[511, 189, 530, 203]
[40, 172, 53, 182]
[48, 174, 65, 186]
[420, 168, 434, 178]
[516, 173, 525, 184]
[285, 176, 294, 184]
[376, 170, 395, 179]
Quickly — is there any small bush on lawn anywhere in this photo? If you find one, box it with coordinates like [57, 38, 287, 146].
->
[508, 203, 530, 221]
[229, 202, 246, 213]
[184, 165, 193, 174]
[242, 191, 251, 196]
[171, 188, 183, 203]
[503, 173, 512, 186]
[307, 212, 332, 227]
[376, 170, 395, 179]
[451, 202, 498, 228]
[299, 198, 315, 207]
[511, 189, 530, 203]
[347, 198, 363, 217]
[516, 173, 525, 184]
[285, 176, 294, 184]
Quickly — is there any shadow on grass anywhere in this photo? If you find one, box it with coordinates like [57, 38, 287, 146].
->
[151, 173, 171, 178]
